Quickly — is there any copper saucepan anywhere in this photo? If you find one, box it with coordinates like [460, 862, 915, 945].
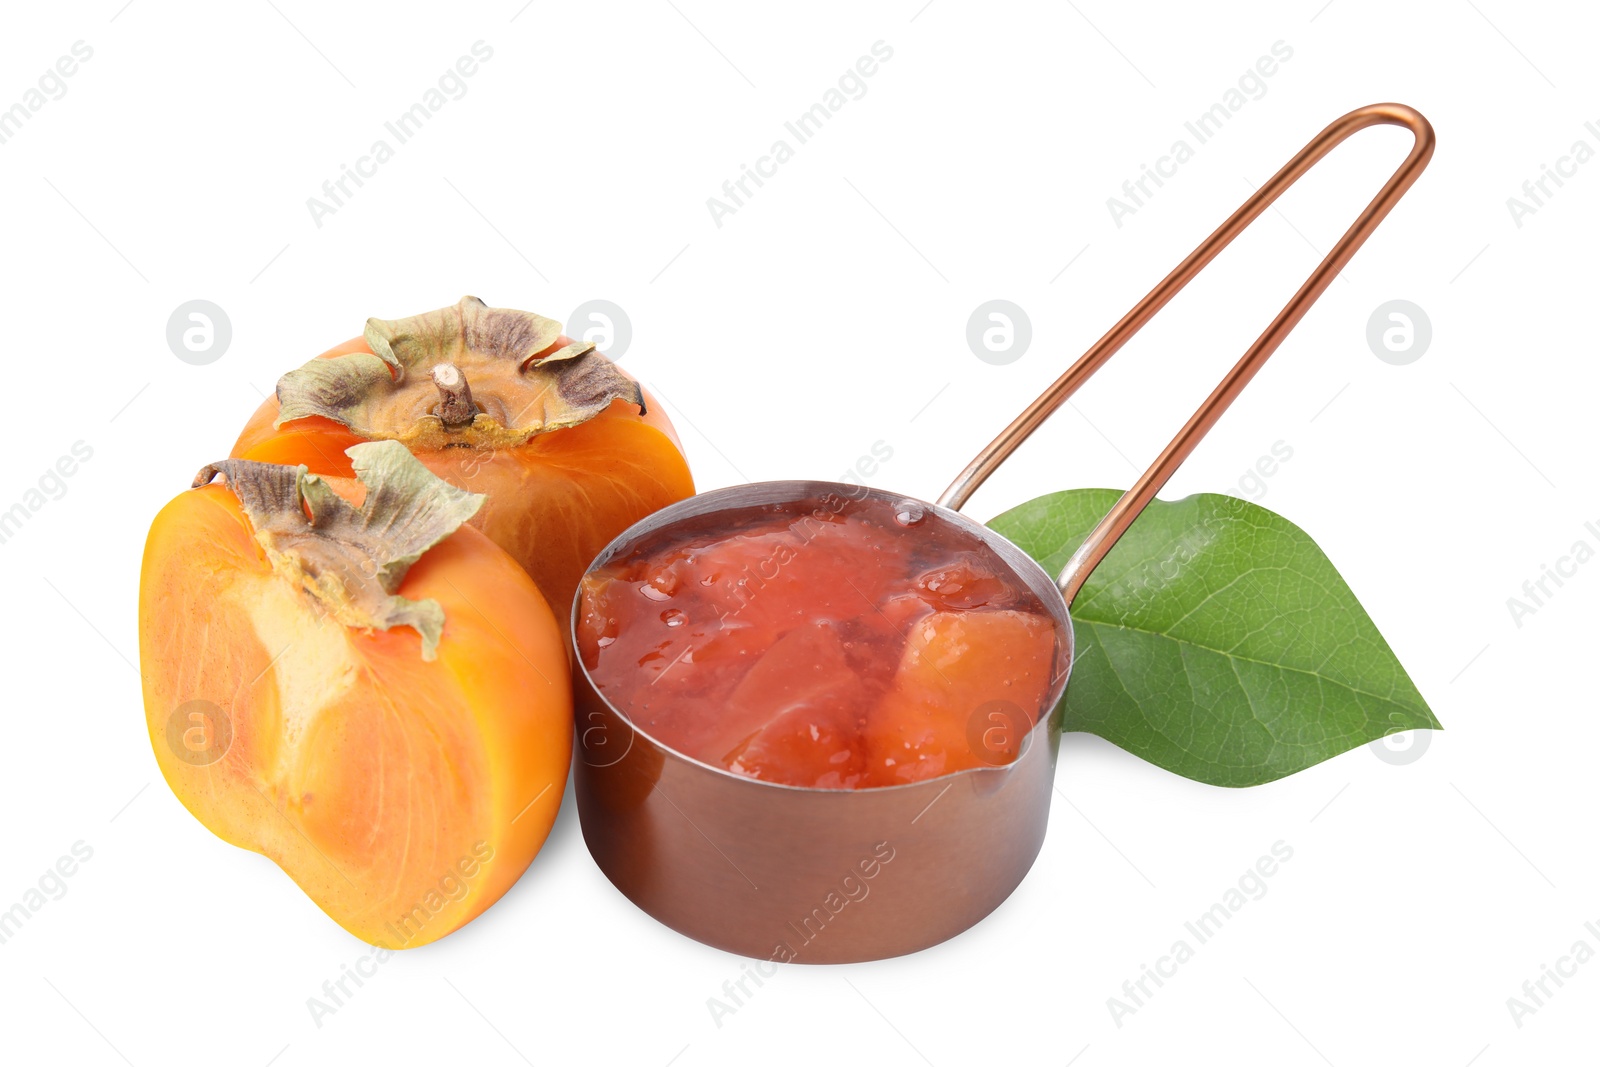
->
[569, 103, 1435, 963]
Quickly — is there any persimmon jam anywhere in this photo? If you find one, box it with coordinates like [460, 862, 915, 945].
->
[576, 493, 1061, 789]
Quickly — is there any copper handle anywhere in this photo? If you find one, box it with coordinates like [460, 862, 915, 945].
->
[937, 102, 1436, 604]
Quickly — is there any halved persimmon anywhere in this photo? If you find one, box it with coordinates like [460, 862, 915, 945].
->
[139, 441, 570, 946]
[231, 296, 695, 616]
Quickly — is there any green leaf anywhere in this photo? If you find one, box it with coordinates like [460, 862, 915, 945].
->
[988, 490, 1440, 787]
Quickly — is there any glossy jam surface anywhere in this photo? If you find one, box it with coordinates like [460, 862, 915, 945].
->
[577, 495, 1060, 789]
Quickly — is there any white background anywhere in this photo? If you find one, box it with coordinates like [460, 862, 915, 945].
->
[1, 1, 1594, 1064]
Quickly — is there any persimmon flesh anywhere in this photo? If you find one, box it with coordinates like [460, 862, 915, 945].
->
[140, 442, 571, 946]
[577, 497, 1060, 788]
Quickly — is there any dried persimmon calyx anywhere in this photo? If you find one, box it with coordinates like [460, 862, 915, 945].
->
[192, 440, 484, 659]
[273, 294, 643, 450]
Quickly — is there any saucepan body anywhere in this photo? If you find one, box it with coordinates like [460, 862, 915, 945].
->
[569, 480, 1074, 963]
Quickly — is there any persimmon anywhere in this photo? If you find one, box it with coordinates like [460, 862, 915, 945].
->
[231, 296, 695, 616]
[140, 441, 570, 946]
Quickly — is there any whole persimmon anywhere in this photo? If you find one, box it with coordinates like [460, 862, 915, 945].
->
[231, 296, 695, 616]
[140, 440, 570, 947]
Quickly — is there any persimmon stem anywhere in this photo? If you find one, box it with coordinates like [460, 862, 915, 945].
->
[192, 442, 485, 660]
[431, 363, 478, 426]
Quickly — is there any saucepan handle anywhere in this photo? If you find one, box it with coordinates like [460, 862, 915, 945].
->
[936, 102, 1435, 605]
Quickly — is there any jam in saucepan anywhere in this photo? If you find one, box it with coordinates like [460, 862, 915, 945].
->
[577, 494, 1059, 789]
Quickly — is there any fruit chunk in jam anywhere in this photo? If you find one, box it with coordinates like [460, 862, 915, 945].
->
[576, 494, 1059, 789]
